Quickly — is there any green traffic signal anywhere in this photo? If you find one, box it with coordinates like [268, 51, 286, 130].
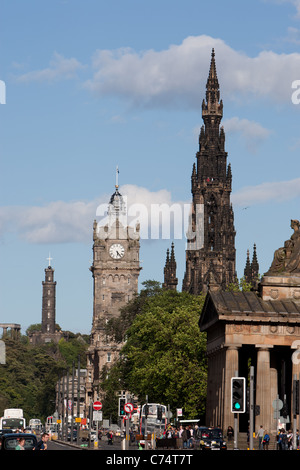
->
[231, 377, 246, 413]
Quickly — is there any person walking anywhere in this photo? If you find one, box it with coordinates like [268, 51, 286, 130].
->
[106, 430, 113, 445]
[35, 432, 49, 450]
[278, 428, 288, 450]
[263, 430, 270, 450]
[182, 426, 190, 449]
[188, 426, 193, 448]
[256, 425, 265, 450]
[287, 429, 293, 450]
[227, 426, 234, 442]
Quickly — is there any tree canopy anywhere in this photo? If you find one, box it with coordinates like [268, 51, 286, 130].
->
[102, 286, 207, 420]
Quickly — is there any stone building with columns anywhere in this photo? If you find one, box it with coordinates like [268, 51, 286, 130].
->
[199, 219, 300, 434]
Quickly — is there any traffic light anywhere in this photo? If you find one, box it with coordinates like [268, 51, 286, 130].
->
[119, 398, 126, 416]
[282, 402, 288, 419]
[157, 406, 162, 421]
[231, 377, 246, 413]
[144, 404, 149, 419]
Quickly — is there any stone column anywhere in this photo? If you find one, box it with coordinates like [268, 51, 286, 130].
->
[223, 345, 240, 432]
[291, 343, 300, 424]
[256, 345, 274, 435]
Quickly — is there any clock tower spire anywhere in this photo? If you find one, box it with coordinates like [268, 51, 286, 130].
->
[86, 172, 141, 402]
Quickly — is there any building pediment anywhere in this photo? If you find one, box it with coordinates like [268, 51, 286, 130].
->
[199, 290, 300, 332]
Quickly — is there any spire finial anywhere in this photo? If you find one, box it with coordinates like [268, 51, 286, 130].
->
[47, 253, 53, 267]
[115, 165, 119, 189]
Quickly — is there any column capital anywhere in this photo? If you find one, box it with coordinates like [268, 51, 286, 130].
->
[225, 343, 242, 350]
[255, 344, 274, 350]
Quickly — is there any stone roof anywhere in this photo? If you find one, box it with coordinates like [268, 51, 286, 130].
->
[199, 290, 300, 331]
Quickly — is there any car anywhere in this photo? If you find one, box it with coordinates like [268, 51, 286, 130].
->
[67, 429, 77, 441]
[199, 428, 227, 450]
[0, 429, 14, 438]
[1, 432, 38, 450]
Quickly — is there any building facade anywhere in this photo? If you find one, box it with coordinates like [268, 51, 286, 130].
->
[182, 49, 236, 295]
[86, 181, 141, 402]
[200, 219, 300, 434]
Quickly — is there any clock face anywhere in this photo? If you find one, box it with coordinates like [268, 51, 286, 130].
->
[109, 243, 125, 259]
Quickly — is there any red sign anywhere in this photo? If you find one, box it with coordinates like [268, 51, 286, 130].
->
[124, 403, 134, 413]
[93, 401, 102, 411]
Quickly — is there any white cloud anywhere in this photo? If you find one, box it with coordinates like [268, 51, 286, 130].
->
[15, 36, 300, 108]
[232, 177, 300, 207]
[16, 52, 85, 83]
[271, 0, 300, 18]
[1, 179, 299, 245]
[83, 35, 300, 108]
[223, 117, 272, 152]
[0, 186, 187, 244]
[285, 26, 300, 44]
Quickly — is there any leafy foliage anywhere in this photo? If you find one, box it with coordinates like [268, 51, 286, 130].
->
[0, 333, 89, 424]
[102, 287, 207, 420]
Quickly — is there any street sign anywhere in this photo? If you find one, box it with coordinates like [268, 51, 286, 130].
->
[124, 403, 134, 413]
[93, 401, 102, 411]
[272, 398, 283, 411]
[93, 411, 102, 422]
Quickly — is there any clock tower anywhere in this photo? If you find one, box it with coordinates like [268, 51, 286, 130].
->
[86, 175, 141, 401]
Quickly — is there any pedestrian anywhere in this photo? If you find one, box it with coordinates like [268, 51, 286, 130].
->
[287, 429, 293, 450]
[107, 430, 113, 445]
[182, 426, 190, 449]
[263, 431, 270, 450]
[35, 432, 49, 450]
[188, 426, 193, 448]
[15, 437, 25, 450]
[278, 428, 287, 450]
[256, 425, 264, 450]
[227, 426, 234, 441]
[194, 425, 201, 448]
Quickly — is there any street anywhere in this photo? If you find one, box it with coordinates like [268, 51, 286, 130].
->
[47, 437, 124, 451]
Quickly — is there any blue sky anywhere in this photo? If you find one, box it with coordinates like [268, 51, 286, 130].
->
[1, 0, 300, 334]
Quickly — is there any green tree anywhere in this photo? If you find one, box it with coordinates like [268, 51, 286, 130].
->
[117, 289, 207, 419]
[226, 276, 253, 292]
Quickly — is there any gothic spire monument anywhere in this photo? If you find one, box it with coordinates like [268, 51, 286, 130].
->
[163, 242, 178, 291]
[182, 49, 236, 294]
[244, 244, 260, 288]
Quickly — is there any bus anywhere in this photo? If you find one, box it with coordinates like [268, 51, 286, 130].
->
[45, 416, 59, 435]
[139, 403, 168, 437]
[29, 418, 42, 434]
[0, 409, 26, 431]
